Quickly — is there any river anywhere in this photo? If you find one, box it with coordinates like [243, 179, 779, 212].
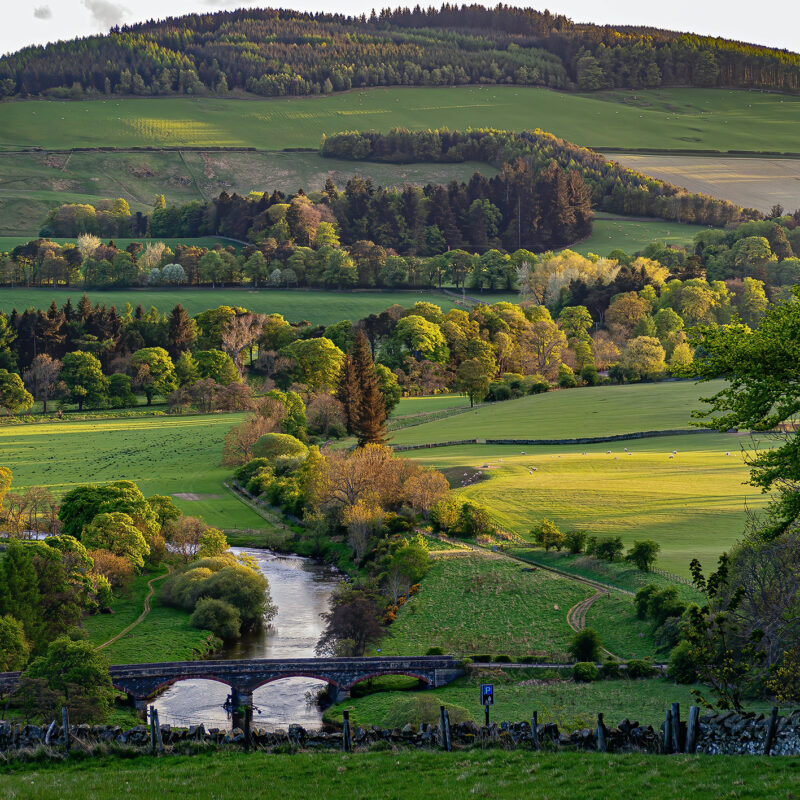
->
[152, 548, 340, 730]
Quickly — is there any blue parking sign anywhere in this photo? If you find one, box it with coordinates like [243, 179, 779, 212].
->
[480, 684, 494, 706]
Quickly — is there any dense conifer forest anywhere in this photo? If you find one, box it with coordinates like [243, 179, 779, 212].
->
[1, 4, 798, 99]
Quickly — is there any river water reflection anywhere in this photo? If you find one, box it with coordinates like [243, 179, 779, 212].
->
[153, 548, 339, 730]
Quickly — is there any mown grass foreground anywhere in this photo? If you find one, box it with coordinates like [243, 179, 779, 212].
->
[2, 750, 797, 799]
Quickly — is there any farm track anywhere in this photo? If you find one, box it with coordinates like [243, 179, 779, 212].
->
[96, 570, 169, 651]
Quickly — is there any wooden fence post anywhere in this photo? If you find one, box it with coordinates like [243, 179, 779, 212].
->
[671, 703, 682, 754]
[663, 708, 673, 755]
[596, 713, 607, 753]
[244, 705, 252, 752]
[764, 707, 779, 756]
[685, 706, 699, 754]
[152, 707, 163, 754]
[149, 706, 157, 754]
[342, 710, 352, 753]
[531, 711, 539, 751]
[61, 706, 70, 753]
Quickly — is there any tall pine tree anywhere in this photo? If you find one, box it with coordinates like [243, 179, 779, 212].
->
[168, 304, 196, 358]
[352, 330, 388, 446]
[0, 539, 42, 650]
[335, 353, 360, 435]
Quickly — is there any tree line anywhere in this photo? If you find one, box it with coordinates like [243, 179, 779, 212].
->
[1, 5, 798, 99]
[321, 128, 763, 227]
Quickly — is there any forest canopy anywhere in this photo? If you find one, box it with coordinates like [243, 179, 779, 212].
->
[1, 5, 798, 99]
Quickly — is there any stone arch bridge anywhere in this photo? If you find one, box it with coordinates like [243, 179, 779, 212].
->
[0, 656, 463, 714]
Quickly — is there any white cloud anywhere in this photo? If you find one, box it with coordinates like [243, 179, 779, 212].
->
[33, 6, 52, 20]
[82, 0, 129, 30]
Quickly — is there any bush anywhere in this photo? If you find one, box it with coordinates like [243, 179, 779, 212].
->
[668, 641, 698, 684]
[634, 584, 659, 620]
[564, 530, 588, 554]
[382, 695, 471, 729]
[251, 432, 308, 462]
[519, 655, 542, 664]
[470, 654, 493, 663]
[580, 364, 599, 386]
[572, 662, 599, 682]
[190, 597, 241, 641]
[234, 458, 273, 486]
[558, 364, 577, 389]
[569, 628, 602, 662]
[600, 660, 621, 679]
[527, 375, 550, 394]
[426, 646, 446, 656]
[626, 659, 657, 679]
[493, 654, 512, 663]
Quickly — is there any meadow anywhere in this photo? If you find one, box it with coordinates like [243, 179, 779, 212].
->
[0, 149, 494, 235]
[0, 287, 486, 325]
[377, 550, 594, 661]
[606, 153, 800, 213]
[390, 379, 724, 444]
[571, 215, 708, 257]
[406, 433, 765, 576]
[3, 749, 797, 800]
[0, 413, 264, 529]
[2, 87, 798, 153]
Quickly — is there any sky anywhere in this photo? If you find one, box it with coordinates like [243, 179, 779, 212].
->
[2, 0, 798, 57]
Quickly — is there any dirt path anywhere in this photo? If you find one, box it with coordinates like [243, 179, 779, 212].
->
[567, 591, 604, 633]
[96, 571, 169, 651]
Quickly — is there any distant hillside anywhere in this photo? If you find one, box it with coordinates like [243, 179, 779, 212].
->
[1, 4, 798, 100]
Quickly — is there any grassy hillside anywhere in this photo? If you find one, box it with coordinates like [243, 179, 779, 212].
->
[2, 88, 798, 153]
[390, 380, 722, 444]
[0, 149, 495, 235]
[406, 433, 765, 575]
[0, 413, 262, 529]
[2, 750, 795, 799]
[0, 288, 489, 324]
[378, 550, 594, 661]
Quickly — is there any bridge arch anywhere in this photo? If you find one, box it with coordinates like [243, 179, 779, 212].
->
[112, 673, 235, 698]
[250, 673, 344, 692]
[346, 671, 432, 690]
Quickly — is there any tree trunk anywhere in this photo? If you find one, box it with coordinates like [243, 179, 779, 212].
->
[42, 398, 48, 414]
[146, 392, 152, 406]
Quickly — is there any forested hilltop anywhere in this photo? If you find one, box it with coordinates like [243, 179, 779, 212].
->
[1, 4, 798, 100]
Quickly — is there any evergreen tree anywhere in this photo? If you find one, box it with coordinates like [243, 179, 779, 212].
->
[335, 353, 360, 435]
[351, 330, 388, 446]
[167, 304, 196, 357]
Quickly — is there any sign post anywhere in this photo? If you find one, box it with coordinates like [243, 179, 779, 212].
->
[480, 684, 494, 726]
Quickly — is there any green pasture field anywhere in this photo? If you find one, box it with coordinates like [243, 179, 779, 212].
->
[569, 214, 708, 258]
[0, 287, 484, 324]
[0, 414, 265, 530]
[392, 394, 471, 417]
[378, 550, 595, 661]
[0, 149, 495, 235]
[325, 672, 771, 731]
[389, 380, 724, 444]
[3, 750, 797, 800]
[404, 433, 767, 576]
[1, 87, 798, 153]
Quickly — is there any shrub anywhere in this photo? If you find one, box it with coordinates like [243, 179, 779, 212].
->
[565, 529, 588, 554]
[531, 518, 566, 551]
[234, 458, 273, 486]
[470, 654, 493, 663]
[382, 695, 471, 729]
[426, 646, 446, 656]
[580, 364, 599, 386]
[251, 433, 308, 462]
[568, 628, 602, 662]
[493, 654, 512, 663]
[527, 375, 550, 394]
[558, 364, 577, 389]
[600, 660, 621, 679]
[519, 655, 542, 664]
[88, 548, 134, 589]
[668, 641, 698, 684]
[626, 659, 657, 679]
[190, 597, 242, 641]
[572, 662, 599, 682]
[647, 587, 687, 627]
[634, 584, 659, 620]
